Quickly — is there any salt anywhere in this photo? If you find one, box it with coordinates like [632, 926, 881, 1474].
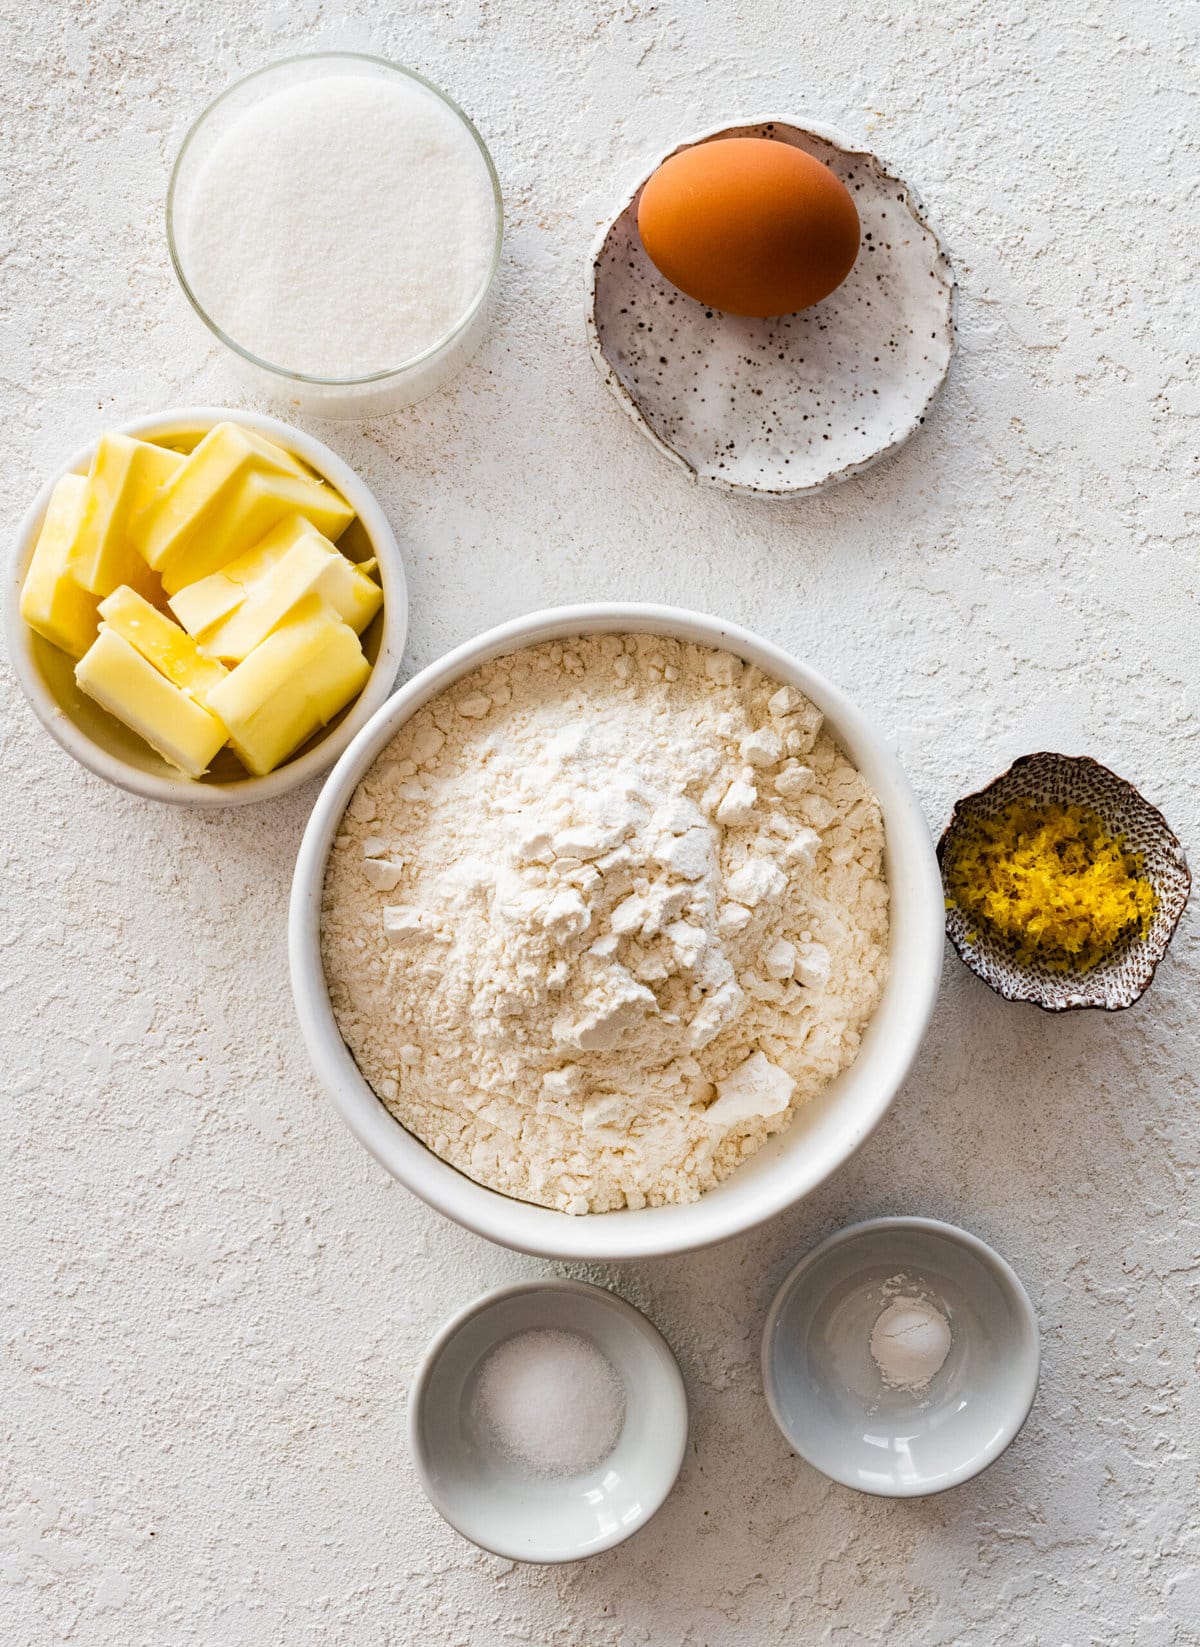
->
[182, 74, 496, 378]
[473, 1329, 625, 1477]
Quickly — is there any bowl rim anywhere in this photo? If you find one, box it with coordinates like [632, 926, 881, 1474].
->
[5, 405, 408, 808]
[760, 1214, 1041, 1497]
[585, 113, 958, 499]
[406, 1277, 689, 1563]
[166, 52, 504, 387]
[937, 752, 1192, 1013]
[289, 602, 944, 1260]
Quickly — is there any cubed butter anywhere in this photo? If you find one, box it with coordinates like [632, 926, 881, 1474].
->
[75, 627, 228, 779]
[131, 419, 312, 574]
[168, 513, 382, 660]
[71, 434, 182, 598]
[19, 473, 100, 658]
[206, 599, 370, 777]
[321, 552, 381, 635]
[97, 585, 228, 700]
[158, 469, 356, 596]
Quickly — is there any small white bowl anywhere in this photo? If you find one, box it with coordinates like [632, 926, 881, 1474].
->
[762, 1217, 1040, 1496]
[289, 604, 944, 1260]
[408, 1279, 688, 1563]
[5, 406, 408, 807]
[587, 117, 956, 496]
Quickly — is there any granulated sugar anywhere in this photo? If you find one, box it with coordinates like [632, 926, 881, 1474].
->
[473, 1330, 625, 1476]
[180, 73, 496, 377]
[321, 635, 889, 1213]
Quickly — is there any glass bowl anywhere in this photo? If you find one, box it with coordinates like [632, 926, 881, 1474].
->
[167, 54, 503, 419]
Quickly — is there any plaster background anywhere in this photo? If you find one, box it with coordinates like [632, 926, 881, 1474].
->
[2, 2, 1198, 1642]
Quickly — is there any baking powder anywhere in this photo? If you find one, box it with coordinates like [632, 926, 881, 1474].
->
[870, 1295, 952, 1392]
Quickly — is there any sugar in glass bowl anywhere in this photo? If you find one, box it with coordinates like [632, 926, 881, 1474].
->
[167, 54, 503, 418]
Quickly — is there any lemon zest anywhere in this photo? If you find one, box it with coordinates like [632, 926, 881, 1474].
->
[943, 797, 1156, 973]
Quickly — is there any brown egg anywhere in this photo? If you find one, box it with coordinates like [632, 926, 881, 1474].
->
[636, 137, 861, 318]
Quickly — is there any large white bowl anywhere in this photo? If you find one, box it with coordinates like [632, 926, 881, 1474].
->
[5, 407, 408, 806]
[289, 605, 943, 1260]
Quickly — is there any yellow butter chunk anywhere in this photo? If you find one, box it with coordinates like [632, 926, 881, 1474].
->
[158, 468, 356, 597]
[131, 419, 312, 574]
[206, 600, 370, 777]
[75, 627, 229, 779]
[319, 552, 381, 635]
[19, 473, 100, 658]
[97, 585, 228, 700]
[168, 514, 382, 661]
[71, 434, 182, 598]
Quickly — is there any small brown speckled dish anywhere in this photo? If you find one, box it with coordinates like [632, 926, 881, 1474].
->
[587, 116, 956, 496]
[938, 754, 1190, 1013]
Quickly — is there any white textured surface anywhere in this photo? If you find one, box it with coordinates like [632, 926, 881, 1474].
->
[2, 2, 1197, 1642]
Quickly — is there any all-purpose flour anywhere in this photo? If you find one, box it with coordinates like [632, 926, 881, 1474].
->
[321, 636, 889, 1213]
[181, 74, 496, 378]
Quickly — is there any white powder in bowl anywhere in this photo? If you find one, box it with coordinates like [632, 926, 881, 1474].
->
[180, 74, 497, 377]
[473, 1329, 625, 1476]
[869, 1296, 952, 1392]
[321, 635, 890, 1214]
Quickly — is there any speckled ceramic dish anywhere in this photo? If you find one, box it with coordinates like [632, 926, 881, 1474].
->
[587, 117, 956, 496]
[939, 753, 1190, 1012]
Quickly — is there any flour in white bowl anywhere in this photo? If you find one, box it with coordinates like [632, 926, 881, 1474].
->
[181, 74, 496, 378]
[321, 635, 889, 1214]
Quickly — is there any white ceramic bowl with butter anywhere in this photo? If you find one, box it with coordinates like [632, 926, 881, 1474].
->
[289, 604, 943, 1261]
[6, 406, 407, 807]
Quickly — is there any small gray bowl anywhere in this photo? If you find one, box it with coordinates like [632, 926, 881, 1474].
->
[408, 1279, 688, 1562]
[762, 1217, 1039, 1496]
[939, 753, 1190, 1012]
